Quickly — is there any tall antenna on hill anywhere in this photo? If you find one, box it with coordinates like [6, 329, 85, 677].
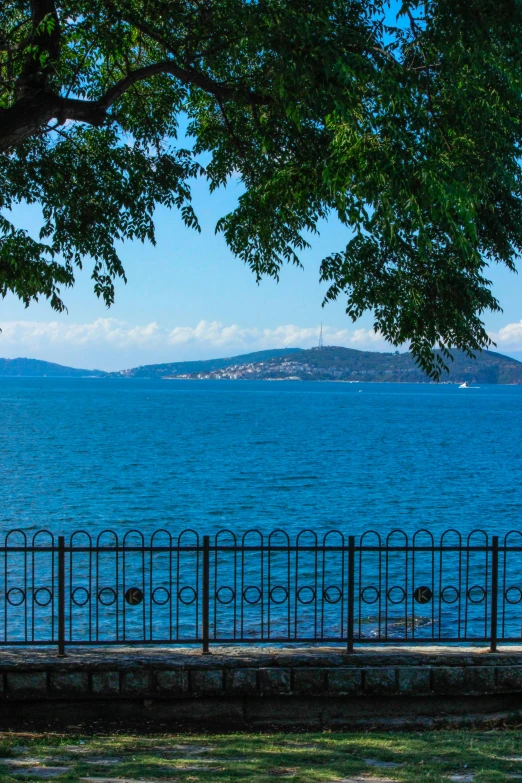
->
[318, 322, 323, 351]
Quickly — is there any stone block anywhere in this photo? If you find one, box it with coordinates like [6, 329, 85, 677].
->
[156, 670, 189, 695]
[121, 670, 153, 695]
[328, 668, 362, 695]
[225, 668, 258, 695]
[364, 667, 397, 694]
[7, 672, 47, 699]
[431, 666, 465, 694]
[259, 668, 291, 695]
[464, 666, 495, 693]
[50, 672, 88, 696]
[397, 667, 431, 694]
[191, 669, 224, 695]
[92, 671, 120, 695]
[292, 669, 325, 695]
[496, 666, 522, 692]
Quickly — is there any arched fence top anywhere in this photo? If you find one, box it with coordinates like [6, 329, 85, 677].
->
[2, 528, 521, 548]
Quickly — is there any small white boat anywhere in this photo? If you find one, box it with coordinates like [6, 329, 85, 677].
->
[459, 382, 469, 388]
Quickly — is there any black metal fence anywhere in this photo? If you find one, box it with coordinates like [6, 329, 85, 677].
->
[1, 528, 521, 653]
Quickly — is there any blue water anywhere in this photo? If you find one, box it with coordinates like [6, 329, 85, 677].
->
[1, 378, 521, 538]
[1, 379, 522, 646]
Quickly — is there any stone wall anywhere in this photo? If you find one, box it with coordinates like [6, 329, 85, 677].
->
[1, 647, 522, 729]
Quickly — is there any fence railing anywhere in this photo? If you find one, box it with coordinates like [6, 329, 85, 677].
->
[1, 528, 521, 653]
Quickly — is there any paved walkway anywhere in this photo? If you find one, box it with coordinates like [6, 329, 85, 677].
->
[1, 643, 522, 667]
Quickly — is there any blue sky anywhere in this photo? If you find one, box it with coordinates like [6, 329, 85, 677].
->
[2, 171, 522, 372]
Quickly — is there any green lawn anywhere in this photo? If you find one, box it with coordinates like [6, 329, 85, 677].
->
[1, 729, 522, 782]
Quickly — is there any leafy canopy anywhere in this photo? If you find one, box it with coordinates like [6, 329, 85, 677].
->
[1, 0, 521, 376]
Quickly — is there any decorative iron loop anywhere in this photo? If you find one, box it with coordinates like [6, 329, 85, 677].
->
[98, 587, 117, 606]
[323, 586, 342, 604]
[243, 586, 262, 605]
[216, 586, 235, 605]
[505, 586, 522, 605]
[361, 586, 380, 605]
[441, 586, 459, 605]
[387, 586, 406, 605]
[71, 587, 90, 607]
[34, 587, 53, 607]
[152, 587, 170, 605]
[467, 585, 486, 604]
[297, 586, 315, 605]
[269, 585, 288, 605]
[6, 587, 25, 606]
[178, 586, 197, 606]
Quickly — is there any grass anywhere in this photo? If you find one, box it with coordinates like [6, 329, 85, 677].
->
[1, 729, 522, 782]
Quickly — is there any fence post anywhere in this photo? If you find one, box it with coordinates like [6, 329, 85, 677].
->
[202, 535, 211, 655]
[57, 536, 66, 657]
[490, 535, 499, 653]
[347, 535, 355, 653]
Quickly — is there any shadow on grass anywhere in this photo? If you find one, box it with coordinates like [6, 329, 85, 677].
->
[1, 729, 522, 782]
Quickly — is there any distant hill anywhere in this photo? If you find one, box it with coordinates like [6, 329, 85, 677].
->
[108, 348, 302, 379]
[2, 346, 522, 383]
[0, 358, 106, 377]
[159, 346, 522, 384]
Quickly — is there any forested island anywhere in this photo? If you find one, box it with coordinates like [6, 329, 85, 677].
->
[158, 347, 522, 384]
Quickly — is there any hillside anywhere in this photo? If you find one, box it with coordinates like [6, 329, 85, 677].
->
[162, 346, 522, 384]
[109, 348, 301, 379]
[0, 358, 106, 377]
[1, 346, 521, 383]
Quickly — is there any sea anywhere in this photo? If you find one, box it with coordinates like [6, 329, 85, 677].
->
[1, 378, 522, 645]
[1, 377, 521, 540]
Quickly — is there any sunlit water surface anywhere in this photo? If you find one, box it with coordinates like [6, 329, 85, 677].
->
[1, 379, 521, 644]
[1, 378, 521, 537]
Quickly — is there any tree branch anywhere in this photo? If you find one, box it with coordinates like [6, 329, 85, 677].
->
[98, 60, 270, 108]
[0, 58, 271, 152]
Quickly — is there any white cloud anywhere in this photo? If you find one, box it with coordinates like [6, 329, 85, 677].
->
[3, 316, 521, 366]
[490, 319, 522, 351]
[0, 317, 391, 355]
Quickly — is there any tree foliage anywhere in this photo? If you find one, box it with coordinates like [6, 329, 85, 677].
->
[1, 0, 521, 376]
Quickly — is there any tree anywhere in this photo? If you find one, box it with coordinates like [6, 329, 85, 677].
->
[1, 0, 521, 376]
